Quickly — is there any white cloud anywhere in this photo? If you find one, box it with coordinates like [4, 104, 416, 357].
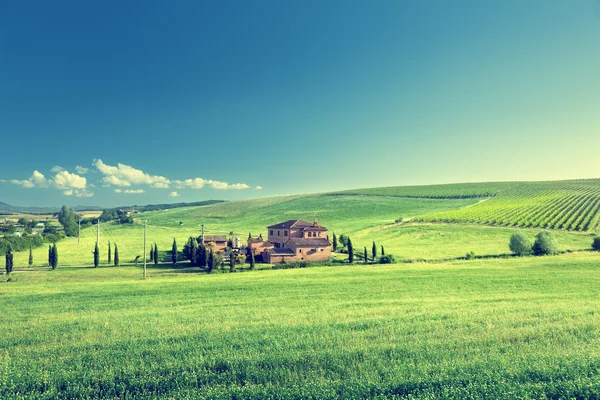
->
[75, 190, 94, 198]
[256, 186, 263, 190]
[103, 175, 131, 187]
[53, 170, 87, 189]
[75, 166, 89, 175]
[115, 188, 144, 194]
[208, 180, 249, 190]
[10, 171, 48, 188]
[173, 177, 250, 190]
[168, 191, 180, 197]
[8, 170, 92, 197]
[51, 165, 65, 172]
[62, 188, 94, 197]
[94, 159, 171, 188]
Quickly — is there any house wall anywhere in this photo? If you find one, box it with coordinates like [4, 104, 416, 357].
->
[268, 228, 291, 246]
[288, 244, 331, 261]
[264, 253, 295, 264]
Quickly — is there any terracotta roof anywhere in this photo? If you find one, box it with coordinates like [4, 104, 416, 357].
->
[267, 219, 326, 230]
[266, 247, 296, 256]
[203, 235, 227, 242]
[286, 237, 331, 247]
[301, 226, 327, 231]
[248, 238, 263, 244]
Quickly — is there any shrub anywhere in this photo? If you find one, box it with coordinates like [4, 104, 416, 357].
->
[532, 231, 558, 256]
[509, 232, 532, 256]
[592, 237, 600, 251]
[379, 254, 396, 264]
[465, 251, 475, 260]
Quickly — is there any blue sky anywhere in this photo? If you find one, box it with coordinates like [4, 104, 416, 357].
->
[1, 0, 599, 207]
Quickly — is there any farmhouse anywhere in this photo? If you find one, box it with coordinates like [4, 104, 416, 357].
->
[202, 235, 228, 251]
[247, 234, 274, 256]
[258, 219, 331, 263]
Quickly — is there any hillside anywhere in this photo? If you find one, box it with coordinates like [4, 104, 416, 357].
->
[5, 181, 597, 268]
[415, 179, 600, 231]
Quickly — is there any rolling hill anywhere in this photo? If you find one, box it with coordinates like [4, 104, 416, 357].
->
[6, 178, 599, 268]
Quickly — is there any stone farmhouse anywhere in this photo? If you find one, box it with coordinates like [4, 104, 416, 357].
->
[202, 235, 228, 251]
[248, 219, 331, 263]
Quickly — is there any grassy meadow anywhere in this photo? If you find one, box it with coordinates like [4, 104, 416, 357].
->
[4, 190, 596, 268]
[2, 254, 600, 398]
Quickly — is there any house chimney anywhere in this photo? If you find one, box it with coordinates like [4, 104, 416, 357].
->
[313, 218, 318, 226]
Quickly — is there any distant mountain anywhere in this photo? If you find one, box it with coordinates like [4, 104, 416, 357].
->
[0, 200, 224, 214]
[0, 201, 102, 214]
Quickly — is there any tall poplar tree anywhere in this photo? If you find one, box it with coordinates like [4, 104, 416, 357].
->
[108, 241, 111, 264]
[154, 243, 159, 265]
[348, 238, 354, 263]
[172, 238, 177, 265]
[372, 241, 377, 260]
[332, 233, 337, 251]
[28, 246, 33, 266]
[364, 247, 368, 264]
[114, 243, 119, 266]
[93, 243, 99, 268]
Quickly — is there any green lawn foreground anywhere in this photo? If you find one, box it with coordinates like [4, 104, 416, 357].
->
[1, 254, 600, 399]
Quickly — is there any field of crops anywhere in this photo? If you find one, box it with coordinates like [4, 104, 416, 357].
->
[416, 179, 600, 232]
[329, 182, 515, 199]
[2, 254, 600, 398]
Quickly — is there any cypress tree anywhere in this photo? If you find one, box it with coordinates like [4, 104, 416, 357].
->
[248, 232, 252, 240]
[381, 245, 385, 256]
[108, 241, 111, 264]
[190, 239, 197, 266]
[207, 249, 214, 273]
[332, 233, 337, 251]
[154, 243, 158, 265]
[28, 246, 33, 266]
[94, 243, 99, 268]
[364, 247, 368, 264]
[229, 253, 235, 272]
[114, 244, 119, 266]
[372, 241, 377, 260]
[172, 238, 177, 265]
[348, 238, 354, 263]
[149, 244, 154, 262]
[249, 251, 255, 270]
[51, 244, 58, 270]
[48, 245, 52, 267]
[5, 245, 13, 274]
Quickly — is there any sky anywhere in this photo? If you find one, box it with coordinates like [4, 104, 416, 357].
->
[1, 0, 599, 207]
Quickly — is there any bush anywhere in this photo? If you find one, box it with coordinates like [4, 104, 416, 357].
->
[379, 255, 396, 264]
[532, 231, 558, 256]
[592, 237, 600, 251]
[509, 232, 532, 256]
[465, 251, 475, 260]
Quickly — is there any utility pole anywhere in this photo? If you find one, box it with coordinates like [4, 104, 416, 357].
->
[143, 220, 147, 279]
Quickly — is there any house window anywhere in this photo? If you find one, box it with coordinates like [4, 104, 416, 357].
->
[270, 230, 273, 235]
[321, 249, 323, 251]
[277, 231, 280, 236]
[299, 249, 302, 253]
[284, 231, 288, 236]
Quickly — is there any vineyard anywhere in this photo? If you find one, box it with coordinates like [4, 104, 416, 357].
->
[329, 182, 515, 199]
[415, 179, 600, 232]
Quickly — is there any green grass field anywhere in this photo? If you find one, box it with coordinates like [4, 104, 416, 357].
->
[3, 188, 597, 268]
[2, 253, 600, 398]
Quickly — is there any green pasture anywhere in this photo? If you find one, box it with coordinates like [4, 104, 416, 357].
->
[3, 192, 596, 268]
[2, 253, 600, 398]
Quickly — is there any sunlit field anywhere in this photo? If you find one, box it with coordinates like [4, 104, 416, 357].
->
[2, 253, 600, 398]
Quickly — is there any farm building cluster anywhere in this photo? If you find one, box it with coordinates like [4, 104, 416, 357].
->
[204, 219, 332, 263]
